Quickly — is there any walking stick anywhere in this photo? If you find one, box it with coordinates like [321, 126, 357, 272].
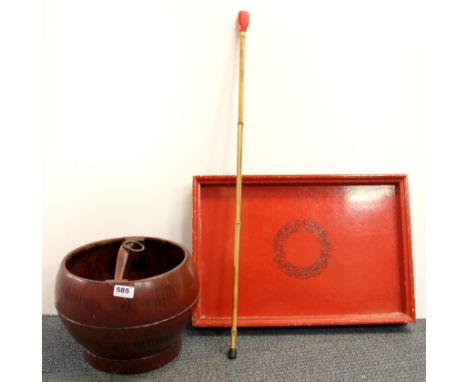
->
[228, 10, 249, 360]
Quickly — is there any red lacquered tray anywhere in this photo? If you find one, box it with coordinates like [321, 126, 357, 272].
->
[192, 175, 415, 327]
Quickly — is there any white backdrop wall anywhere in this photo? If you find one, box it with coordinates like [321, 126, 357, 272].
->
[43, 0, 425, 317]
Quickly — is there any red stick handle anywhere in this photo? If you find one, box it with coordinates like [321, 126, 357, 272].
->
[238, 11, 249, 32]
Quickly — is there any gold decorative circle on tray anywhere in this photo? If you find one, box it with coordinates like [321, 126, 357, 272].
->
[273, 220, 331, 280]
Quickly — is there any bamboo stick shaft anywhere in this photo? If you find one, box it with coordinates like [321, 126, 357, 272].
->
[230, 31, 246, 352]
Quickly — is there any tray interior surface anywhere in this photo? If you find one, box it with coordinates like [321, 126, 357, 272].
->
[193, 176, 414, 327]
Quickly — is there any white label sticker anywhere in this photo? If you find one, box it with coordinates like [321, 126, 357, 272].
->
[113, 285, 135, 299]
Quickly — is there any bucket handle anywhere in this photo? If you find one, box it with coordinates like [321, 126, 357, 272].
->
[113, 238, 145, 281]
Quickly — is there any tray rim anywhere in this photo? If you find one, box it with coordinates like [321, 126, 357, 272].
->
[192, 174, 416, 327]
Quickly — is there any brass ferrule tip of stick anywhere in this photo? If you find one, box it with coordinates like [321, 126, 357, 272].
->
[228, 347, 238, 359]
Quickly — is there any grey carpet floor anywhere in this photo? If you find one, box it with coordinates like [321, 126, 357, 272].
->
[43, 315, 425, 381]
